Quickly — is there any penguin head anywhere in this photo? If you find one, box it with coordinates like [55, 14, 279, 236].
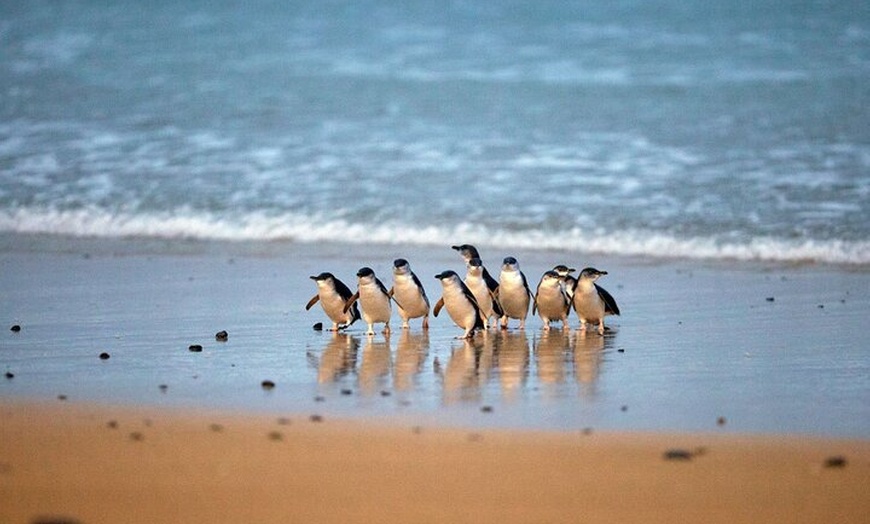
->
[502, 256, 519, 271]
[392, 258, 411, 274]
[356, 267, 376, 281]
[310, 272, 335, 287]
[541, 270, 561, 284]
[452, 244, 480, 261]
[435, 270, 460, 283]
[552, 265, 576, 276]
[467, 257, 484, 276]
[579, 267, 607, 281]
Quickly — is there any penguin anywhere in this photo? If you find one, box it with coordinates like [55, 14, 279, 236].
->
[306, 272, 360, 331]
[464, 257, 502, 328]
[552, 265, 577, 298]
[390, 258, 430, 330]
[497, 256, 533, 329]
[433, 270, 485, 339]
[452, 244, 500, 296]
[572, 267, 620, 335]
[533, 270, 571, 331]
[344, 267, 392, 336]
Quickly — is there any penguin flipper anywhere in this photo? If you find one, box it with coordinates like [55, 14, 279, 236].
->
[343, 292, 360, 314]
[490, 289, 504, 316]
[305, 294, 320, 311]
[532, 294, 538, 315]
[596, 284, 620, 316]
[433, 297, 445, 317]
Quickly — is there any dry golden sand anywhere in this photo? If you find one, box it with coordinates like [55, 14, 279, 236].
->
[0, 401, 867, 523]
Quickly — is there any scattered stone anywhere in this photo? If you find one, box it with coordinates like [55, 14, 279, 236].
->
[340, 388, 353, 396]
[824, 456, 847, 468]
[215, 330, 228, 341]
[480, 405, 493, 413]
[621, 405, 628, 412]
[143, 419, 153, 427]
[663, 449, 694, 461]
[209, 424, 224, 433]
[617, 348, 625, 353]
[10, 324, 21, 333]
[766, 297, 775, 302]
[582, 427, 593, 436]
[107, 420, 118, 429]
[412, 426, 423, 435]
[276, 417, 291, 426]
[313, 322, 323, 331]
[99, 352, 111, 360]
[380, 390, 392, 397]
[314, 395, 326, 402]
[261, 380, 276, 390]
[817, 304, 824, 309]
[467, 433, 483, 442]
[309, 414, 323, 423]
[129, 432, 144, 442]
[188, 344, 203, 352]
[57, 394, 67, 401]
[268, 431, 283, 441]
[159, 384, 168, 393]
[4, 372, 13, 379]
[717, 416, 727, 426]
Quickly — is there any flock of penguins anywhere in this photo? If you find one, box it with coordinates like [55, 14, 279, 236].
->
[306, 244, 620, 339]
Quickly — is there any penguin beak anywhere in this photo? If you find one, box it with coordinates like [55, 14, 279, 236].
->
[309, 275, 318, 280]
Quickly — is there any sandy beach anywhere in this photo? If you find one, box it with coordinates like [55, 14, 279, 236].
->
[1, 400, 868, 524]
[1, 237, 869, 522]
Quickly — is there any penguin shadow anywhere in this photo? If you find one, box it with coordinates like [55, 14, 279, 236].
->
[393, 329, 429, 393]
[358, 333, 393, 395]
[490, 330, 530, 401]
[533, 330, 572, 388]
[308, 332, 360, 384]
[442, 336, 487, 404]
[572, 329, 615, 397]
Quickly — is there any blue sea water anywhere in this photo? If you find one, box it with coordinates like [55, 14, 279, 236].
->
[1, 0, 868, 264]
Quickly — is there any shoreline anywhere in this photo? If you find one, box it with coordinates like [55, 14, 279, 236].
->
[2, 399, 868, 524]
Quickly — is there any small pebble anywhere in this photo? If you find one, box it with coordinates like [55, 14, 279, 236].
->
[766, 297, 775, 302]
[663, 449, 693, 461]
[158, 384, 168, 393]
[314, 395, 326, 402]
[824, 456, 847, 468]
[10, 324, 21, 332]
[617, 348, 625, 353]
[188, 344, 203, 352]
[57, 394, 67, 401]
[582, 427, 593, 436]
[467, 433, 483, 442]
[268, 431, 283, 441]
[276, 417, 291, 426]
[209, 424, 224, 433]
[312, 322, 323, 331]
[129, 432, 144, 442]
[817, 304, 824, 309]
[340, 388, 353, 396]
[380, 390, 392, 397]
[261, 380, 276, 390]
[4, 372, 13, 379]
[620, 405, 628, 412]
[99, 352, 111, 360]
[107, 420, 118, 429]
[717, 416, 727, 426]
[481, 405, 493, 413]
[309, 414, 324, 423]
[215, 330, 228, 341]
[412, 426, 423, 435]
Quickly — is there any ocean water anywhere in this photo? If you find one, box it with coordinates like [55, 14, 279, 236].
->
[1, 1, 868, 264]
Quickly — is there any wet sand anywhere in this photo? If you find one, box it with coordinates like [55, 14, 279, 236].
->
[1, 400, 868, 524]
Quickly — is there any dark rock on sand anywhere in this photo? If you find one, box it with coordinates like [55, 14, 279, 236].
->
[99, 352, 111, 360]
[313, 322, 323, 331]
[261, 380, 276, 390]
[824, 456, 847, 468]
[663, 449, 694, 461]
[215, 330, 228, 341]
[4, 372, 13, 379]
[188, 344, 203, 352]
[10, 324, 21, 332]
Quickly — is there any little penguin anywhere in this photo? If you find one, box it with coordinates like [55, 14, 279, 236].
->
[552, 265, 577, 298]
[497, 256, 534, 329]
[433, 270, 485, 339]
[533, 270, 571, 331]
[390, 258, 430, 330]
[464, 257, 502, 328]
[344, 267, 392, 336]
[306, 272, 361, 331]
[572, 267, 620, 335]
[452, 244, 500, 296]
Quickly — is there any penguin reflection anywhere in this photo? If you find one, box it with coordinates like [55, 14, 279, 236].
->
[359, 333, 392, 395]
[394, 329, 429, 392]
[443, 337, 487, 404]
[492, 330, 529, 400]
[533, 330, 571, 387]
[311, 333, 359, 384]
[573, 329, 606, 397]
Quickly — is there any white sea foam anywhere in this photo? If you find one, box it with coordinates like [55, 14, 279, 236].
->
[1, 207, 867, 266]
